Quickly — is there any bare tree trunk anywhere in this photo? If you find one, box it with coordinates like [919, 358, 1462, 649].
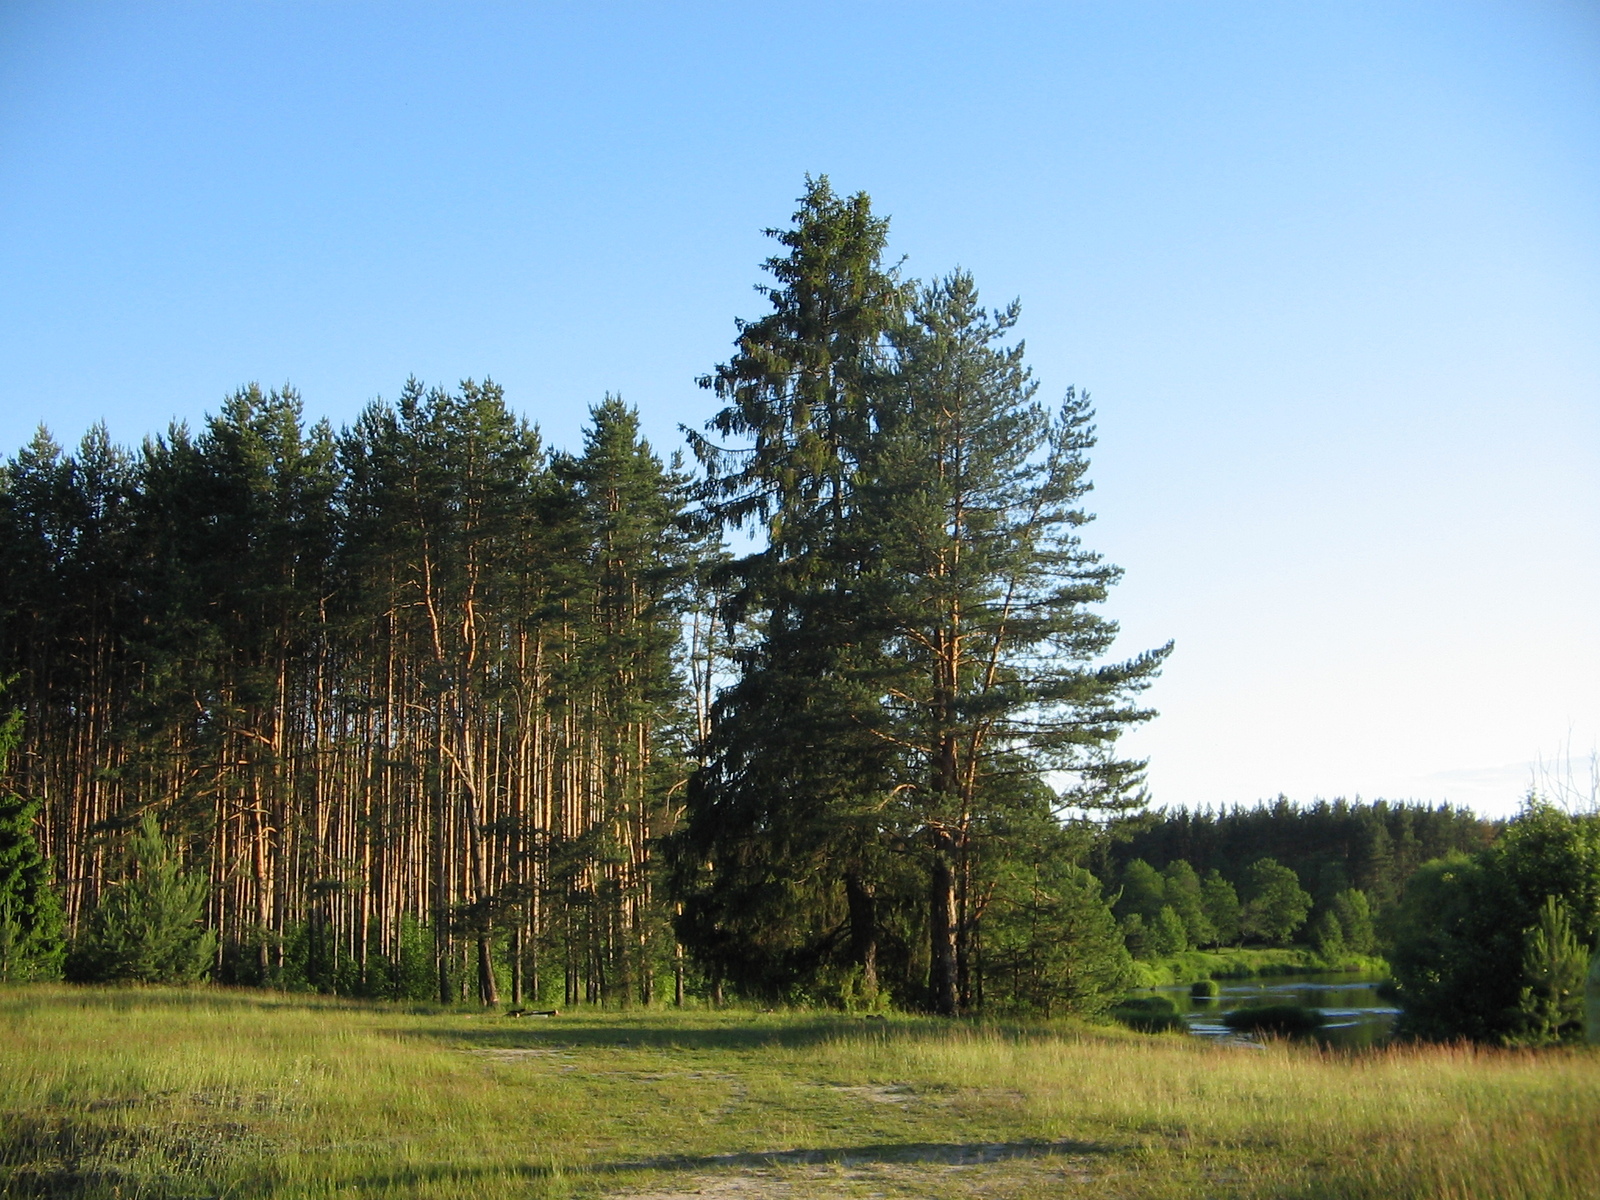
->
[928, 835, 959, 1016]
[845, 872, 879, 997]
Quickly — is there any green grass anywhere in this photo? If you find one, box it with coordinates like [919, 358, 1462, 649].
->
[2, 984, 1597, 1199]
[1128, 947, 1389, 986]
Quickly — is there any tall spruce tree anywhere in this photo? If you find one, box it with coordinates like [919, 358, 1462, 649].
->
[680, 186, 1167, 1013]
[676, 178, 908, 1001]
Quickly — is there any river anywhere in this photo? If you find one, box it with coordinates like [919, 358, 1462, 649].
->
[1149, 971, 1399, 1049]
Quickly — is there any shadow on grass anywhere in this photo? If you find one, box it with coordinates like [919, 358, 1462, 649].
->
[0, 984, 431, 1020]
[325, 1138, 1112, 1193]
[614, 1138, 1111, 1170]
[399, 1014, 920, 1054]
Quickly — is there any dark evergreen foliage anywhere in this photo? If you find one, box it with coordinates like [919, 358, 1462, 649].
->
[676, 181, 1167, 1015]
[1105, 797, 1494, 929]
[1388, 800, 1600, 1043]
[4, 179, 1171, 1020]
[0, 706, 64, 980]
[66, 815, 216, 984]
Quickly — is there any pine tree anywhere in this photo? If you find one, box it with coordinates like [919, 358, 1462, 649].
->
[985, 848, 1131, 1017]
[0, 707, 64, 980]
[860, 272, 1170, 1012]
[66, 815, 216, 984]
[1516, 896, 1586, 1043]
[556, 398, 695, 1005]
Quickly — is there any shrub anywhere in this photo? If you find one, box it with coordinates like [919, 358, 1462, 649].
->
[1190, 978, 1220, 999]
[1112, 993, 1186, 1033]
[1389, 800, 1600, 1043]
[1221, 1004, 1325, 1037]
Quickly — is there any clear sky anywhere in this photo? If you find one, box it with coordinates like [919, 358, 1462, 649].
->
[2, 2, 1595, 818]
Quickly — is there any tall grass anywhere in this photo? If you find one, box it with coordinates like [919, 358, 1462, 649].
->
[2, 985, 1595, 1198]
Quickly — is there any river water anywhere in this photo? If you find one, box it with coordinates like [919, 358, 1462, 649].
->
[1148, 972, 1399, 1049]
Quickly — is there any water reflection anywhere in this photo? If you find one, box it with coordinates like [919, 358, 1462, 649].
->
[1150, 972, 1399, 1049]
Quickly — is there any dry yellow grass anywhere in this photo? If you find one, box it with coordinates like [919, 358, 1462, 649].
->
[1, 985, 1594, 1198]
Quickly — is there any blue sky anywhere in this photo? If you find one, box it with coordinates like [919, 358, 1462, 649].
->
[2, 2, 1596, 816]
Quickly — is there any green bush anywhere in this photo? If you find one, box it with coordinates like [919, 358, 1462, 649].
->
[1221, 1004, 1325, 1037]
[1190, 978, 1220, 999]
[1389, 801, 1600, 1043]
[1112, 993, 1186, 1033]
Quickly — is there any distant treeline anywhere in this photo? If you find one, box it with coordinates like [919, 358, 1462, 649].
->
[1088, 800, 1497, 964]
[1104, 798, 1496, 911]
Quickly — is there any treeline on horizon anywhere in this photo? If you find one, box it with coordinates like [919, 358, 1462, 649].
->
[0, 178, 1547, 1026]
[1105, 797, 1495, 911]
[1097, 799, 1495, 962]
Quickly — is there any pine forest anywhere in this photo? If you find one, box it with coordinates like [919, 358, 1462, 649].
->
[0, 179, 1492, 1017]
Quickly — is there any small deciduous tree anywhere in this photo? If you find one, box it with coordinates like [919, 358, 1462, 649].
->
[1311, 909, 1345, 958]
[1162, 859, 1215, 948]
[1148, 905, 1189, 957]
[1331, 888, 1375, 955]
[1201, 869, 1242, 946]
[1239, 857, 1311, 945]
[1115, 859, 1166, 923]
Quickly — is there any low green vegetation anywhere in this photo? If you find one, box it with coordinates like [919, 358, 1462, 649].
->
[63, 816, 215, 986]
[1109, 994, 1185, 1033]
[1127, 947, 1387, 988]
[2, 986, 1596, 1200]
[1220, 1004, 1325, 1037]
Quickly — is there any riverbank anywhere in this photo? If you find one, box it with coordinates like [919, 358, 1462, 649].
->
[1128, 948, 1388, 987]
[3, 984, 1594, 1198]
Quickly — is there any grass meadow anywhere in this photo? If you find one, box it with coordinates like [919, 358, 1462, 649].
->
[1, 985, 1596, 1199]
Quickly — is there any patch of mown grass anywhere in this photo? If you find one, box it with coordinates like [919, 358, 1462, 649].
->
[1, 984, 1596, 1198]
